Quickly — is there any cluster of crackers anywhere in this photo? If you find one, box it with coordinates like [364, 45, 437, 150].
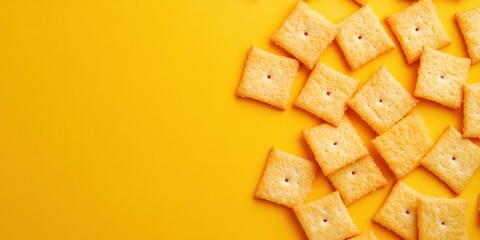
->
[237, 0, 480, 239]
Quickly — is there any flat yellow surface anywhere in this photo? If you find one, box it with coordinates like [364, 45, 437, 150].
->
[0, 0, 479, 239]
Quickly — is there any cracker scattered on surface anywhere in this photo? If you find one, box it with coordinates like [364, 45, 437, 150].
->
[386, 0, 451, 64]
[463, 83, 480, 138]
[348, 65, 418, 134]
[294, 191, 359, 240]
[372, 112, 433, 178]
[421, 126, 480, 194]
[328, 155, 387, 205]
[295, 62, 359, 126]
[336, 5, 395, 70]
[373, 181, 422, 240]
[418, 196, 468, 240]
[414, 47, 471, 109]
[254, 148, 317, 207]
[302, 116, 368, 175]
[271, 1, 338, 69]
[456, 7, 480, 64]
[349, 230, 377, 240]
[236, 46, 300, 109]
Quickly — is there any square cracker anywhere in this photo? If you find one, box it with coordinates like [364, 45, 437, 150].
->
[349, 230, 378, 240]
[386, 0, 451, 64]
[271, 1, 338, 69]
[463, 83, 480, 138]
[373, 181, 422, 240]
[372, 112, 433, 178]
[254, 148, 317, 207]
[236, 46, 300, 109]
[336, 5, 395, 70]
[414, 48, 471, 109]
[348, 65, 418, 134]
[293, 191, 359, 240]
[421, 126, 480, 194]
[418, 197, 468, 240]
[456, 7, 480, 64]
[295, 63, 359, 126]
[302, 116, 368, 175]
[328, 155, 387, 205]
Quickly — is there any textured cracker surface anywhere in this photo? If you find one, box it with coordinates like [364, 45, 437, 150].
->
[328, 155, 387, 205]
[372, 112, 433, 178]
[348, 65, 417, 134]
[293, 191, 359, 240]
[418, 197, 468, 240]
[236, 46, 299, 109]
[386, 0, 451, 64]
[456, 7, 480, 64]
[349, 230, 377, 240]
[463, 83, 480, 138]
[414, 48, 471, 109]
[254, 148, 317, 207]
[421, 126, 480, 194]
[373, 181, 422, 240]
[303, 116, 368, 175]
[271, 1, 338, 69]
[295, 63, 359, 126]
[336, 5, 394, 70]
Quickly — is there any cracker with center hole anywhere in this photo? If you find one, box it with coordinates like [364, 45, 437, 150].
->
[372, 112, 433, 178]
[348, 65, 418, 134]
[302, 116, 368, 175]
[328, 155, 387, 205]
[456, 7, 480, 64]
[463, 83, 480, 138]
[294, 63, 359, 126]
[421, 126, 480, 194]
[271, 1, 338, 69]
[336, 5, 395, 70]
[373, 181, 422, 240]
[386, 0, 451, 64]
[293, 191, 359, 240]
[349, 230, 378, 240]
[418, 197, 468, 240]
[254, 148, 317, 208]
[236, 46, 300, 109]
[414, 48, 471, 109]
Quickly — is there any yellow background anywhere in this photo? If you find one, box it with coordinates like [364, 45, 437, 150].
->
[0, 0, 478, 239]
